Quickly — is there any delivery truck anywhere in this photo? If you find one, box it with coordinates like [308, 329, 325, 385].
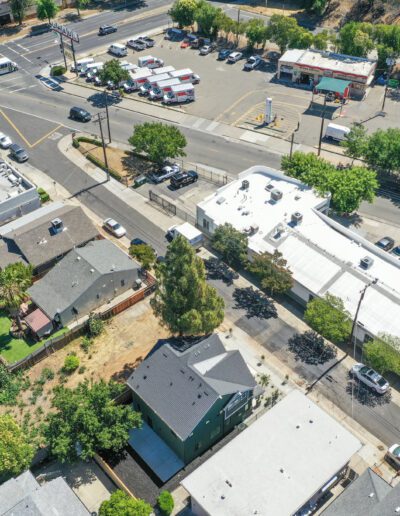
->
[169, 68, 200, 84]
[148, 78, 180, 100]
[163, 83, 195, 104]
[138, 55, 164, 69]
[325, 123, 351, 142]
[151, 65, 175, 75]
[123, 68, 152, 92]
[139, 73, 171, 95]
[166, 223, 203, 249]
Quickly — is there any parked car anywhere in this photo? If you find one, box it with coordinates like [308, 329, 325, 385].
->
[199, 44, 216, 55]
[0, 132, 12, 149]
[9, 143, 29, 163]
[385, 444, 400, 470]
[375, 236, 395, 251]
[138, 36, 155, 47]
[69, 106, 91, 122]
[243, 55, 263, 70]
[149, 163, 181, 183]
[391, 245, 400, 258]
[130, 237, 157, 256]
[98, 25, 117, 36]
[165, 28, 187, 41]
[93, 76, 103, 86]
[103, 218, 126, 238]
[351, 363, 390, 394]
[266, 50, 281, 61]
[227, 51, 243, 63]
[127, 38, 147, 51]
[170, 170, 198, 189]
[217, 49, 231, 60]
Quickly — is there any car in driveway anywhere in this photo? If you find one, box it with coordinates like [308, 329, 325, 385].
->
[217, 49, 231, 60]
[385, 444, 400, 470]
[103, 218, 126, 238]
[0, 132, 12, 149]
[149, 163, 181, 183]
[98, 25, 117, 36]
[9, 143, 28, 162]
[351, 363, 390, 394]
[69, 106, 91, 122]
[127, 38, 147, 51]
[170, 170, 198, 189]
[227, 51, 243, 63]
[375, 236, 395, 251]
[243, 55, 263, 70]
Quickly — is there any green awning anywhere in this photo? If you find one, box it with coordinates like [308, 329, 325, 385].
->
[315, 77, 351, 95]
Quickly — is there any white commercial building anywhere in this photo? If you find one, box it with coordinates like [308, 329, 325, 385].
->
[182, 390, 362, 516]
[197, 166, 400, 342]
[278, 49, 376, 98]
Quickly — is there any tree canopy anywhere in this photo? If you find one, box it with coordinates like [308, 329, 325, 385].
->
[266, 15, 313, 53]
[158, 491, 174, 515]
[169, 0, 198, 28]
[45, 380, 141, 462]
[151, 236, 224, 335]
[364, 128, 400, 175]
[211, 223, 248, 269]
[10, 0, 31, 25]
[341, 123, 368, 161]
[247, 250, 293, 296]
[194, 0, 224, 38]
[0, 415, 34, 480]
[0, 262, 33, 319]
[74, 0, 89, 16]
[304, 293, 351, 344]
[129, 122, 187, 165]
[129, 244, 156, 270]
[99, 490, 152, 516]
[99, 59, 130, 85]
[36, 0, 59, 23]
[364, 339, 400, 376]
[245, 19, 267, 49]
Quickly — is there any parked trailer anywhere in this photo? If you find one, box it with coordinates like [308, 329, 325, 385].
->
[123, 68, 152, 92]
[163, 83, 195, 104]
[148, 78, 180, 100]
[139, 73, 171, 95]
[169, 68, 200, 84]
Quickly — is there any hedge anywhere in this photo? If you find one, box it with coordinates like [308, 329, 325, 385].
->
[86, 153, 121, 181]
[37, 187, 50, 203]
[51, 65, 66, 76]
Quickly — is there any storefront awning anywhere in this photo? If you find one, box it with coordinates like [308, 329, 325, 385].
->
[315, 77, 351, 96]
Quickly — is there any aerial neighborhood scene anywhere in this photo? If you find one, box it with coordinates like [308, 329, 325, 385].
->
[1, 0, 400, 513]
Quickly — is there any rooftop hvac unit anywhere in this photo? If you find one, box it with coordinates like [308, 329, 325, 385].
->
[216, 196, 225, 205]
[271, 188, 283, 202]
[241, 179, 249, 190]
[265, 184, 275, 191]
[360, 256, 374, 270]
[291, 212, 303, 225]
[51, 218, 64, 234]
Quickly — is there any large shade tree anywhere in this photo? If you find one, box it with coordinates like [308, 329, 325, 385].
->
[0, 415, 34, 480]
[0, 263, 33, 327]
[129, 122, 186, 165]
[211, 223, 248, 270]
[304, 293, 351, 344]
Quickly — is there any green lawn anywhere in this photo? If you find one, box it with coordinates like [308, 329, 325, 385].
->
[0, 312, 68, 364]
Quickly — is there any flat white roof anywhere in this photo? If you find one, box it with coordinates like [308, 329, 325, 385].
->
[280, 49, 376, 78]
[0, 161, 36, 204]
[182, 390, 362, 516]
[197, 166, 400, 338]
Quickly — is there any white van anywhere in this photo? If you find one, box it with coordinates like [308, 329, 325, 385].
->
[138, 55, 164, 69]
[123, 68, 152, 92]
[167, 223, 203, 249]
[81, 61, 103, 76]
[71, 57, 94, 73]
[139, 73, 171, 95]
[149, 78, 180, 100]
[109, 43, 128, 57]
[163, 83, 195, 104]
[169, 68, 200, 84]
[325, 123, 351, 142]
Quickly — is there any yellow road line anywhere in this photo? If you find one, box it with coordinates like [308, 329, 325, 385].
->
[0, 108, 32, 148]
[214, 90, 259, 123]
[31, 124, 63, 148]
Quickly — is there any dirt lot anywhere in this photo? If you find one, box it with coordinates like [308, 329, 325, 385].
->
[0, 298, 169, 428]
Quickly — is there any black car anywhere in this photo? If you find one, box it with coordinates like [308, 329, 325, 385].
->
[9, 143, 29, 163]
[69, 106, 92, 122]
[375, 236, 395, 251]
[170, 170, 198, 189]
[131, 238, 147, 247]
[98, 25, 117, 36]
[127, 39, 147, 50]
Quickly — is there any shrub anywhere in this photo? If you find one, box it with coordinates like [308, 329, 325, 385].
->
[157, 491, 174, 516]
[63, 354, 80, 373]
[50, 65, 66, 76]
[37, 188, 50, 203]
[40, 367, 54, 381]
[88, 313, 104, 337]
[78, 366, 86, 374]
[86, 153, 121, 180]
[72, 138, 80, 149]
[81, 336, 93, 353]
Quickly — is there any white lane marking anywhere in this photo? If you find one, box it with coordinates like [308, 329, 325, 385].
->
[9, 84, 37, 93]
[0, 75, 21, 83]
[21, 37, 57, 50]
[5, 45, 33, 63]
[16, 43, 29, 52]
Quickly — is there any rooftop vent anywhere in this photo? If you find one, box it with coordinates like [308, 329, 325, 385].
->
[265, 184, 274, 191]
[51, 217, 64, 234]
[38, 237, 47, 245]
[76, 256, 81, 261]
[360, 256, 374, 270]
[271, 188, 283, 202]
[90, 268, 95, 273]
[291, 212, 303, 225]
[216, 196, 225, 205]
[241, 179, 249, 190]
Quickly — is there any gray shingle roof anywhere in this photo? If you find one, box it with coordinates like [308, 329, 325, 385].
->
[28, 239, 138, 319]
[321, 468, 392, 516]
[127, 334, 256, 441]
[0, 204, 98, 269]
[0, 471, 90, 516]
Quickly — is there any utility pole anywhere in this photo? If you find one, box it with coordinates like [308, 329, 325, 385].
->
[289, 122, 300, 159]
[317, 95, 327, 156]
[235, 8, 241, 46]
[71, 40, 78, 78]
[59, 34, 67, 70]
[349, 278, 378, 360]
[382, 57, 396, 113]
[95, 113, 110, 181]
[104, 90, 112, 143]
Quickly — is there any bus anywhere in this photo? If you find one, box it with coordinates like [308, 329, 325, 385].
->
[0, 57, 18, 75]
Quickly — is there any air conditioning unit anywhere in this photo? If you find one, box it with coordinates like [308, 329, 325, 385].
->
[271, 188, 283, 202]
[291, 212, 303, 225]
[241, 179, 249, 190]
[216, 197, 225, 205]
[51, 218, 64, 234]
[360, 256, 374, 270]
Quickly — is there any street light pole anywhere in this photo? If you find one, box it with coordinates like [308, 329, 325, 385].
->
[290, 122, 300, 159]
[382, 57, 395, 113]
[317, 95, 327, 156]
[104, 90, 112, 144]
[96, 113, 110, 182]
[349, 278, 378, 360]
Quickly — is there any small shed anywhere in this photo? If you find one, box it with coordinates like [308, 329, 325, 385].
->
[24, 308, 53, 339]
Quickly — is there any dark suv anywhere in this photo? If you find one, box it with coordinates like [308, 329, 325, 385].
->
[9, 143, 29, 162]
[98, 25, 117, 36]
[170, 170, 198, 189]
[69, 106, 92, 122]
[375, 236, 395, 251]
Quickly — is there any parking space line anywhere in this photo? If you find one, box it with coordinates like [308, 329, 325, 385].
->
[0, 108, 32, 148]
[214, 89, 265, 123]
[9, 85, 37, 93]
[30, 124, 63, 148]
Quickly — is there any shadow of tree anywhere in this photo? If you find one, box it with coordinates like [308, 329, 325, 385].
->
[346, 378, 392, 407]
[111, 360, 141, 382]
[87, 92, 122, 109]
[233, 287, 278, 320]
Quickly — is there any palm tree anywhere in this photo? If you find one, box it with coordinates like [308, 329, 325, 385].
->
[258, 373, 270, 388]
[0, 263, 33, 329]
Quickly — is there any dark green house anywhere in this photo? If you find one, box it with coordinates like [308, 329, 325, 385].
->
[127, 334, 258, 470]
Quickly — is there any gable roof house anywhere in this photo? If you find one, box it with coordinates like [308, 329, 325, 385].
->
[28, 239, 140, 329]
[0, 470, 90, 516]
[0, 202, 99, 275]
[127, 334, 258, 480]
